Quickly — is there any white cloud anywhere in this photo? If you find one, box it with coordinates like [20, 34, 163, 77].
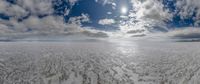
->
[107, 12, 112, 15]
[98, 18, 115, 25]
[0, 14, 108, 38]
[68, 14, 90, 25]
[80, 29, 108, 38]
[0, 0, 28, 18]
[0, 16, 80, 34]
[0, 23, 14, 34]
[68, 0, 78, 5]
[64, 9, 70, 16]
[175, 0, 200, 26]
[0, 0, 108, 39]
[95, 0, 116, 9]
[131, 0, 172, 22]
[0, 0, 79, 18]
[23, 16, 69, 33]
[17, 0, 53, 15]
[168, 27, 200, 39]
[102, 0, 115, 5]
[118, 0, 172, 37]
[111, 2, 117, 10]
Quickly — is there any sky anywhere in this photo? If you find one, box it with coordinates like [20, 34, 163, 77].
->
[0, 0, 200, 40]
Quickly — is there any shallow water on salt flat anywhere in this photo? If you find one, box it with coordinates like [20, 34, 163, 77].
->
[0, 40, 200, 84]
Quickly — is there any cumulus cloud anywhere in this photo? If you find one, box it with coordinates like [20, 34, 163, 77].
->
[131, 34, 146, 37]
[0, 0, 28, 18]
[126, 29, 145, 34]
[120, 0, 200, 36]
[0, 0, 109, 40]
[0, 23, 13, 34]
[127, 0, 200, 28]
[68, 0, 78, 5]
[0, 16, 76, 34]
[132, 0, 172, 21]
[118, 0, 172, 37]
[81, 30, 108, 38]
[168, 27, 200, 39]
[17, 0, 53, 16]
[0, 0, 79, 17]
[175, 0, 200, 26]
[68, 14, 90, 25]
[95, 0, 116, 9]
[107, 12, 112, 15]
[98, 18, 115, 25]
[23, 16, 71, 33]
[100, 0, 115, 5]
[0, 15, 108, 39]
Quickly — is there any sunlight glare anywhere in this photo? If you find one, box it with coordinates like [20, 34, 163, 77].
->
[121, 6, 128, 14]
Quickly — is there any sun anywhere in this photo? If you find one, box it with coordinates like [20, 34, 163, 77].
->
[121, 6, 128, 14]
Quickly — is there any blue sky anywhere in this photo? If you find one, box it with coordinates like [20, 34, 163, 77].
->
[64, 0, 132, 30]
[62, 0, 197, 29]
[0, 0, 200, 39]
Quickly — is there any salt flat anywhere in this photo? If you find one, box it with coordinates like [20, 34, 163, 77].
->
[0, 39, 200, 84]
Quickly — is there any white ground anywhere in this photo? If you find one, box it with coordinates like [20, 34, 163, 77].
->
[0, 39, 200, 84]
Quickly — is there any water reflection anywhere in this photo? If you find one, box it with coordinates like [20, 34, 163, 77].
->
[109, 39, 138, 57]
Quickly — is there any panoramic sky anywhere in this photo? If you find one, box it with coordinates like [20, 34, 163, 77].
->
[0, 0, 200, 39]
